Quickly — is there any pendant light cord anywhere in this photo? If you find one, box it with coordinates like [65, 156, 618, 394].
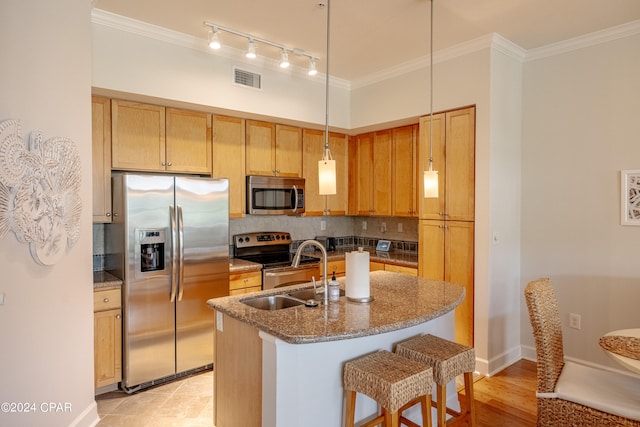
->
[324, 0, 331, 158]
[429, 0, 434, 171]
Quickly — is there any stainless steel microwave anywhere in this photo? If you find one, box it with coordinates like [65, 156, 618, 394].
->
[246, 175, 305, 215]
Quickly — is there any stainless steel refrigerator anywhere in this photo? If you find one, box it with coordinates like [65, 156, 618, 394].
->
[111, 173, 229, 392]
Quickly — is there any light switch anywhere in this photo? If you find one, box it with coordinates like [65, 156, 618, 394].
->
[320, 220, 326, 231]
[0, 292, 5, 305]
[216, 311, 223, 331]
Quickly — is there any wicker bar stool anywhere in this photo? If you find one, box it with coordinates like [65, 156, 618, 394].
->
[343, 350, 433, 427]
[395, 334, 476, 426]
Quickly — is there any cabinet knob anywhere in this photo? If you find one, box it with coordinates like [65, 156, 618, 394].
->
[162, 162, 166, 166]
[243, 279, 248, 284]
[167, 162, 172, 166]
[106, 212, 111, 217]
[116, 314, 121, 320]
[103, 298, 109, 303]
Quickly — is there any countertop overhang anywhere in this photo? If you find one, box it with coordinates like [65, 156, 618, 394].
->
[207, 270, 464, 344]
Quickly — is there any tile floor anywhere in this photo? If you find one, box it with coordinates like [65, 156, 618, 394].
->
[95, 370, 214, 427]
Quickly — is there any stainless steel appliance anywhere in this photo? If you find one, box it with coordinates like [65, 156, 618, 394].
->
[111, 173, 229, 392]
[246, 175, 305, 215]
[233, 232, 319, 289]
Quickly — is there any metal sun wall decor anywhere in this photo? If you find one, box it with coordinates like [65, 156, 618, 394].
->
[621, 169, 640, 226]
[0, 119, 82, 265]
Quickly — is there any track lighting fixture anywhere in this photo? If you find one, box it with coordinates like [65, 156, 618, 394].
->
[204, 21, 318, 75]
[208, 29, 221, 50]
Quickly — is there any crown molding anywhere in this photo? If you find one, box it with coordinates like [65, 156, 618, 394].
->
[525, 19, 640, 62]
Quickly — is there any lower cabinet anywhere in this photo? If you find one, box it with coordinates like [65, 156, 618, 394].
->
[370, 261, 417, 276]
[229, 271, 262, 295]
[321, 259, 346, 278]
[93, 287, 122, 389]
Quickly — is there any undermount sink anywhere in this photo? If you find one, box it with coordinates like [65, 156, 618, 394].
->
[241, 294, 306, 311]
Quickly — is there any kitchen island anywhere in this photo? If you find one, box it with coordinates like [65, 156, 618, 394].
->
[207, 270, 465, 427]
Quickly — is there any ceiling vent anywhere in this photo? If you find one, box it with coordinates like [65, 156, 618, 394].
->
[234, 68, 261, 89]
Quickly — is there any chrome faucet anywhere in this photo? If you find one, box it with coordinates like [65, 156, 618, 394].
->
[292, 239, 329, 305]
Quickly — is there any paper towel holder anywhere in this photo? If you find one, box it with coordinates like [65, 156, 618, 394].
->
[347, 295, 374, 303]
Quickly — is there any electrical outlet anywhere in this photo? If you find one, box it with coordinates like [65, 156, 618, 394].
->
[397, 223, 403, 233]
[362, 220, 367, 230]
[381, 222, 386, 232]
[569, 313, 581, 330]
[320, 220, 326, 231]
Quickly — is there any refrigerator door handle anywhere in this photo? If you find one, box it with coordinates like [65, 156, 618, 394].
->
[177, 204, 185, 301]
[169, 204, 178, 302]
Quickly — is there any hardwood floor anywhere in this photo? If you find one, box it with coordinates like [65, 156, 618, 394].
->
[461, 359, 537, 427]
[95, 359, 538, 426]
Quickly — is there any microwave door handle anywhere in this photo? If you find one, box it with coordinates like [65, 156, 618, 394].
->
[177, 205, 185, 301]
[169, 205, 178, 302]
[291, 185, 298, 213]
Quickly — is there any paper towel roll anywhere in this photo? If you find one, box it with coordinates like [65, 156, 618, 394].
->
[345, 248, 370, 300]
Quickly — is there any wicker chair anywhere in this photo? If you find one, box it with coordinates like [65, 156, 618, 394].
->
[524, 277, 640, 426]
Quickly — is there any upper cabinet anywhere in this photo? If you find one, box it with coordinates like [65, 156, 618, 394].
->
[419, 106, 475, 221]
[351, 130, 395, 216]
[245, 120, 302, 177]
[111, 100, 212, 175]
[302, 129, 349, 216]
[212, 115, 246, 218]
[391, 125, 419, 217]
[92, 96, 112, 223]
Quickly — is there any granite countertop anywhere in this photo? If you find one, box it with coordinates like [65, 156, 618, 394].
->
[93, 271, 123, 289]
[207, 270, 464, 344]
[229, 258, 262, 273]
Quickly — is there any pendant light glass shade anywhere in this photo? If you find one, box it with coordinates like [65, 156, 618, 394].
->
[319, 148, 336, 195]
[423, 166, 438, 198]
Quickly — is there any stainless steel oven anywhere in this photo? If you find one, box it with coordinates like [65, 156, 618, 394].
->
[233, 232, 319, 290]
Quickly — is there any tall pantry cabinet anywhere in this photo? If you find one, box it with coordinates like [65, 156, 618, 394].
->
[418, 106, 475, 347]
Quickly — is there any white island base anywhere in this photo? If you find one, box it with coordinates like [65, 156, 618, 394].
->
[260, 310, 457, 427]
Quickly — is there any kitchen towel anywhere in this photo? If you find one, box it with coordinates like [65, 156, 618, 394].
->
[345, 248, 370, 300]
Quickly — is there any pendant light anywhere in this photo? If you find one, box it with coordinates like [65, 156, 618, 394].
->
[318, 0, 336, 195]
[423, 0, 439, 198]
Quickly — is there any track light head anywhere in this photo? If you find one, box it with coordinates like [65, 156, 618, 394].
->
[279, 49, 290, 68]
[246, 39, 257, 59]
[308, 58, 318, 76]
[208, 29, 221, 50]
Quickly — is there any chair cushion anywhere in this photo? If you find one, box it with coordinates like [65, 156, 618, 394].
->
[551, 361, 640, 421]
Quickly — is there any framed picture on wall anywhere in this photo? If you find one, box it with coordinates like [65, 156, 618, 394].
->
[621, 169, 640, 226]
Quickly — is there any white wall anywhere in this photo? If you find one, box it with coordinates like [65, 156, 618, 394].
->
[0, 1, 98, 427]
[520, 32, 640, 369]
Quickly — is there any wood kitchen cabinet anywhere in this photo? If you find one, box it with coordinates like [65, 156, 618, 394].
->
[353, 131, 392, 216]
[94, 287, 122, 389]
[111, 100, 212, 174]
[229, 270, 262, 295]
[320, 259, 346, 278]
[419, 219, 474, 347]
[245, 120, 302, 177]
[419, 106, 475, 221]
[302, 129, 349, 216]
[212, 115, 246, 218]
[392, 124, 419, 217]
[92, 96, 112, 223]
[370, 261, 417, 276]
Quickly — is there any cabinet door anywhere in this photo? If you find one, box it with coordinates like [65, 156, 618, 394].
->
[165, 108, 212, 174]
[213, 115, 246, 218]
[303, 130, 349, 216]
[92, 96, 112, 223]
[275, 124, 302, 177]
[419, 113, 446, 219]
[111, 100, 165, 172]
[445, 107, 475, 221]
[373, 130, 392, 216]
[94, 308, 122, 388]
[245, 120, 276, 176]
[355, 133, 374, 215]
[392, 125, 418, 217]
[419, 219, 474, 347]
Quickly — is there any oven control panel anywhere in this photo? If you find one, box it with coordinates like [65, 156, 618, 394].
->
[234, 232, 292, 249]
